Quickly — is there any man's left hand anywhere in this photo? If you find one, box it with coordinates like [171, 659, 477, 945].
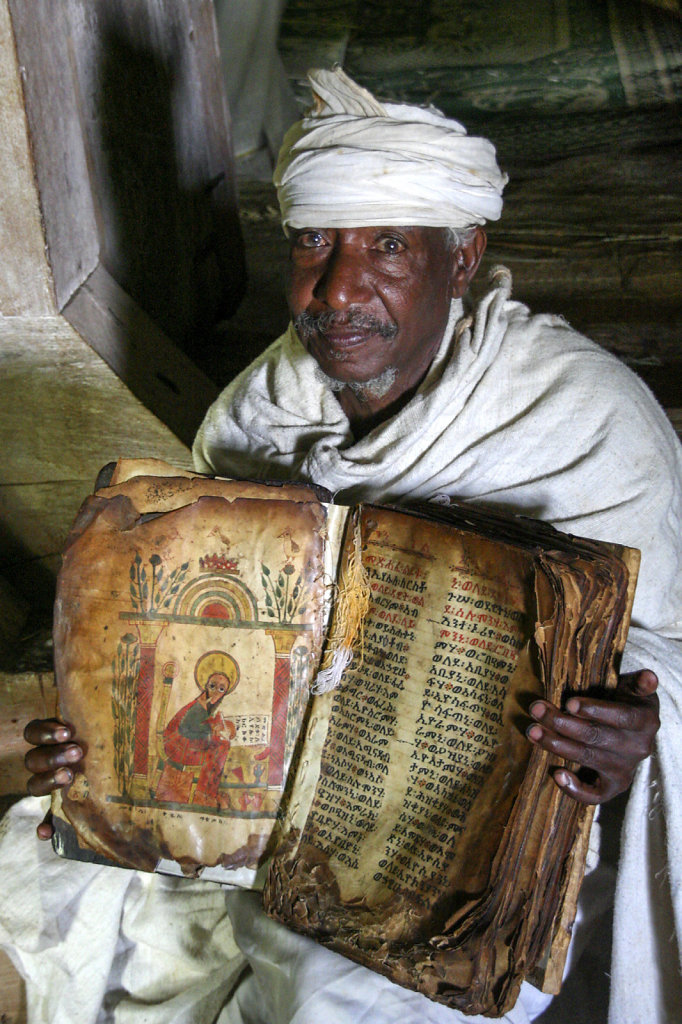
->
[526, 669, 660, 804]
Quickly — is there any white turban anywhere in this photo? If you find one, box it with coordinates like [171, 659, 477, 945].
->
[274, 67, 508, 233]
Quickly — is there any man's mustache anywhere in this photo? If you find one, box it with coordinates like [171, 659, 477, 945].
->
[294, 310, 398, 340]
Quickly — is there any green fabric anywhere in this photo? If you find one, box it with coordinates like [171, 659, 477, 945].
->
[280, 0, 682, 130]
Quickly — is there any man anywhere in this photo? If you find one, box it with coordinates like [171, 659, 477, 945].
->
[11, 68, 680, 1023]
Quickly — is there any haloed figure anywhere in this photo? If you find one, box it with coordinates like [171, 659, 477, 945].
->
[155, 657, 239, 807]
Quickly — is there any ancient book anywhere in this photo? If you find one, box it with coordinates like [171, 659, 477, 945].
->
[51, 458, 639, 1016]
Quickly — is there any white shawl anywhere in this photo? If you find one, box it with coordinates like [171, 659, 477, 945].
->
[195, 266, 682, 1022]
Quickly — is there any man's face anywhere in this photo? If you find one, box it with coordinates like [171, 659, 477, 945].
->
[206, 673, 229, 705]
[286, 225, 484, 400]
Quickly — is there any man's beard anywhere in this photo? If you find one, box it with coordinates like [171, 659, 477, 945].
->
[315, 364, 398, 400]
[294, 309, 399, 400]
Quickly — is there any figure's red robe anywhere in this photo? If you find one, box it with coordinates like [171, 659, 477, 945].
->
[155, 697, 235, 806]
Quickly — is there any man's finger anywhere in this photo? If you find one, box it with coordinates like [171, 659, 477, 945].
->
[23, 719, 72, 746]
[551, 768, 612, 805]
[27, 766, 74, 798]
[529, 700, 633, 744]
[617, 669, 659, 697]
[24, 743, 83, 777]
[562, 696, 659, 727]
[526, 723, 627, 777]
[532, 695, 659, 741]
[36, 811, 55, 841]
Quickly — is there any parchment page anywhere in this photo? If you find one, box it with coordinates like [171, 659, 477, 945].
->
[283, 507, 541, 933]
[53, 485, 334, 875]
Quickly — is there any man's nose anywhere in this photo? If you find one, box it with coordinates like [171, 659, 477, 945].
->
[313, 248, 373, 308]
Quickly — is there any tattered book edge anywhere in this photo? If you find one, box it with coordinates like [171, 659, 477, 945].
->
[51, 800, 265, 889]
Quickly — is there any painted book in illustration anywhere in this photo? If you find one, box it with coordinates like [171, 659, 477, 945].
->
[51, 459, 639, 1016]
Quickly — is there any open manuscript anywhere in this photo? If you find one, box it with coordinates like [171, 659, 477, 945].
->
[51, 459, 639, 1015]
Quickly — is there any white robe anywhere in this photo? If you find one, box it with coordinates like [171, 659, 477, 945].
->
[2, 268, 680, 1023]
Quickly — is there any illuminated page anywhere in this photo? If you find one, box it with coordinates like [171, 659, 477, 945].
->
[52, 469, 348, 885]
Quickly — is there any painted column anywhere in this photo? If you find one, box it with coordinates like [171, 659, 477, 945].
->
[130, 619, 166, 798]
[265, 629, 299, 787]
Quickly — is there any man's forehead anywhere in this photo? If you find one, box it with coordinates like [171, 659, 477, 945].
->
[289, 225, 450, 242]
[292, 224, 440, 231]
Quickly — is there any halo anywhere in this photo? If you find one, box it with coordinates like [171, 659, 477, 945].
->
[194, 650, 240, 695]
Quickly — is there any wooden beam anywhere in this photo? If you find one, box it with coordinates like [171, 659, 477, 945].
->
[8, 0, 245, 440]
[63, 264, 219, 447]
[0, 0, 55, 315]
[0, 316, 193, 608]
[0, 948, 26, 1024]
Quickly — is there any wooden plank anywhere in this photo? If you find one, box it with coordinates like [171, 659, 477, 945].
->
[0, 575, 28, 658]
[63, 264, 219, 446]
[0, 0, 55, 315]
[9, 0, 246, 340]
[0, 315, 193, 608]
[0, 670, 56, 797]
[0, 481, 106, 613]
[7, 0, 100, 307]
[0, 948, 26, 1024]
[0, 317, 193, 484]
[488, 144, 682, 322]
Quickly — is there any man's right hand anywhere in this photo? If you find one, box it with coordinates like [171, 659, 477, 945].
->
[24, 719, 83, 838]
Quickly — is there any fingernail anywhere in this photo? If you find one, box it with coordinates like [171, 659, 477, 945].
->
[529, 702, 546, 720]
[54, 768, 73, 785]
[55, 727, 70, 742]
[565, 698, 580, 714]
[554, 769, 570, 786]
[64, 745, 82, 762]
[526, 724, 543, 742]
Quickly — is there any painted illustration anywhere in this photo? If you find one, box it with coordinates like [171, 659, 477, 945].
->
[154, 652, 240, 807]
[108, 529, 319, 819]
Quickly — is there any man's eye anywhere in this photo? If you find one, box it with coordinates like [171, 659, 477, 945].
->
[296, 231, 327, 249]
[376, 236, 406, 255]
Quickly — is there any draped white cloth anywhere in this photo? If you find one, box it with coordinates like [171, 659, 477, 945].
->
[0, 796, 246, 1024]
[274, 68, 507, 231]
[2, 269, 680, 1023]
